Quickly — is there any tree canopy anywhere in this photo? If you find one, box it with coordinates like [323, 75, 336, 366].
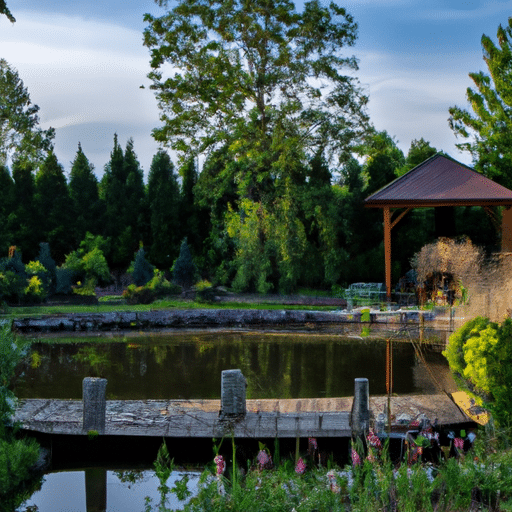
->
[449, 17, 512, 189]
[143, 0, 369, 170]
[0, 60, 54, 166]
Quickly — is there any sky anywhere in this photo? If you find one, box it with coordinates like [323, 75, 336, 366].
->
[1, 0, 511, 180]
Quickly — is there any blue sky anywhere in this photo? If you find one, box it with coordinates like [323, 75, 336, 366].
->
[1, 0, 511, 178]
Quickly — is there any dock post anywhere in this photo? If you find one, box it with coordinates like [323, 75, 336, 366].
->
[351, 378, 369, 438]
[220, 369, 247, 418]
[83, 377, 107, 435]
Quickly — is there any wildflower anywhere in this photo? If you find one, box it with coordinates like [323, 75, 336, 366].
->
[214, 454, 225, 476]
[295, 457, 306, 475]
[454, 437, 464, 452]
[367, 430, 382, 450]
[257, 450, 272, 470]
[351, 448, 361, 466]
[308, 437, 318, 451]
[326, 470, 340, 494]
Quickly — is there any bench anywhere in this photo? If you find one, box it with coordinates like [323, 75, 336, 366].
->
[344, 282, 386, 303]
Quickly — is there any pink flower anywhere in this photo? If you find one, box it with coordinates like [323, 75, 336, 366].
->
[351, 448, 361, 466]
[257, 450, 272, 470]
[454, 438, 464, 451]
[367, 430, 382, 450]
[327, 470, 340, 494]
[308, 437, 318, 451]
[295, 457, 306, 475]
[214, 455, 225, 476]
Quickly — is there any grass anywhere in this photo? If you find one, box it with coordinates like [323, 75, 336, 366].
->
[0, 297, 339, 320]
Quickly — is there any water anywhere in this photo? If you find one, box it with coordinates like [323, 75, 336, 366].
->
[14, 331, 450, 400]
[17, 468, 201, 512]
[14, 330, 453, 511]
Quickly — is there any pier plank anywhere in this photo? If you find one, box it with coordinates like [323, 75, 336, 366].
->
[13, 394, 469, 438]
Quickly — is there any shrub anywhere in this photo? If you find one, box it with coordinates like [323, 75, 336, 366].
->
[172, 239, 197, 289]
[123, 270, 180, 305]
[444, 316, 512, 427]
[130, 248, 155, 287]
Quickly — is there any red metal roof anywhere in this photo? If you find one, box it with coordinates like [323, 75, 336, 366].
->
[365, 153, 512, 207]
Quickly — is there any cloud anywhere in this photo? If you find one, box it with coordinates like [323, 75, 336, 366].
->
[0, 11, 161, 173]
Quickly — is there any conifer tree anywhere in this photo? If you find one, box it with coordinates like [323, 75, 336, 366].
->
[7, 159, 39, 259]
[34, 150, 74, 262]
[147, 150, 180, 269]
[172, 238, 197, 289]
[69, 143, 103, 242]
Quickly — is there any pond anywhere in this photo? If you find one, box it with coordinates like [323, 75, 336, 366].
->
[14, 330, 454, 511]
[14, 331, 452, 400]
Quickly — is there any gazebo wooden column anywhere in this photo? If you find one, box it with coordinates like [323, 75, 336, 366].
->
[383, 207, 411, 300]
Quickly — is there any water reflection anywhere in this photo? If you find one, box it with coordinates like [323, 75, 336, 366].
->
[15, 332, 451, 400]
[17, 469, 200, 512]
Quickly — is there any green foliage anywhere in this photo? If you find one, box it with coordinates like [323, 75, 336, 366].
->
[0, 59, 54, 166]
[62, 233, 111, 290]
[449, 17, 512, 189]
[34, 150, 75, 262]
[37, 242, 56, 295]
[445, 316, 512, 427]
[147, 150, 181, 269]
[123, 269, 180, 305]
[172, 239, 198, 290]
[69, 143, 104, 243]
[130, 248, 155, 287]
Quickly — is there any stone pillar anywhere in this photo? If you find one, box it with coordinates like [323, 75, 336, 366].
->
[351, 378, 369, 438]
[220, 369, 246, 417]
[83, 377, 107, 434]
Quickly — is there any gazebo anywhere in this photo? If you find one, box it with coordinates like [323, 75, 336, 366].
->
[364, 153, 512, 299]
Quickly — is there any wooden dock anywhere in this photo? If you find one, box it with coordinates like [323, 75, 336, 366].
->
[13, 394, 470, 438]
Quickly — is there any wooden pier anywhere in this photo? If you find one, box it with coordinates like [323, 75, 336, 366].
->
[13, 393, 470, 438]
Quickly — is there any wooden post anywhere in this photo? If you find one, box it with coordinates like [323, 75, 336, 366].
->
[351, 378, 369, 438]
[384, 207, 392, 301]
[220, 369, 246, 417]
[83, 377, 107, 434]
[502, 206, 512, 252]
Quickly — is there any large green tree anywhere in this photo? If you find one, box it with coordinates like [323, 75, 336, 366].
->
[34, 150, 75, 262]
[449, 18, 512, 189]
[0, 59, 54, 166]
[69, 143, 104, 242]
[144, 0, 368, 182]
[147, 150, 181, 269]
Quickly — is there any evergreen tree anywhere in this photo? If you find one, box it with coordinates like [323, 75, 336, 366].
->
[34, 150, 74, 263]
[69, 143, 103, 242]
[131, 247, 154, 287]
[147, 150, 180, 269]
[37, 242, 57, 295]
[102, 135, 145, 268]
[0, 165, 13, 255]
[449, 17, 512, 189]
[7, 159, 39, 260]
[172, 238, 197, 289]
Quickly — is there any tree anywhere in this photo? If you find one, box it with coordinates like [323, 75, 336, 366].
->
[0, 1, 15, 22]
[172, 238, 197, 289]
[449, 18, 512, 189]
[395, 138, 438, 177]
[101, 136, 146, 268]
[144, 0, 369, 174]
[7, 159, 39, 260]
[0, 60, 54, 166]
[69, 143, 103, 242]
[147, 150, 181, 269]
[131, 247, 155, 287]
[35, 150, 75, 262]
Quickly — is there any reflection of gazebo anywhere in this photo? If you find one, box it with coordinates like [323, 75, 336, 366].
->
[364, 153, 512, 299]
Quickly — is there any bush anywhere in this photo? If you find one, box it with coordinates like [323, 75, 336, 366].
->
[444, 316, 512, 427]
[123, 270, 180, 305]
[130, 248, 155, 287]
[172, 239, 197, 289]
